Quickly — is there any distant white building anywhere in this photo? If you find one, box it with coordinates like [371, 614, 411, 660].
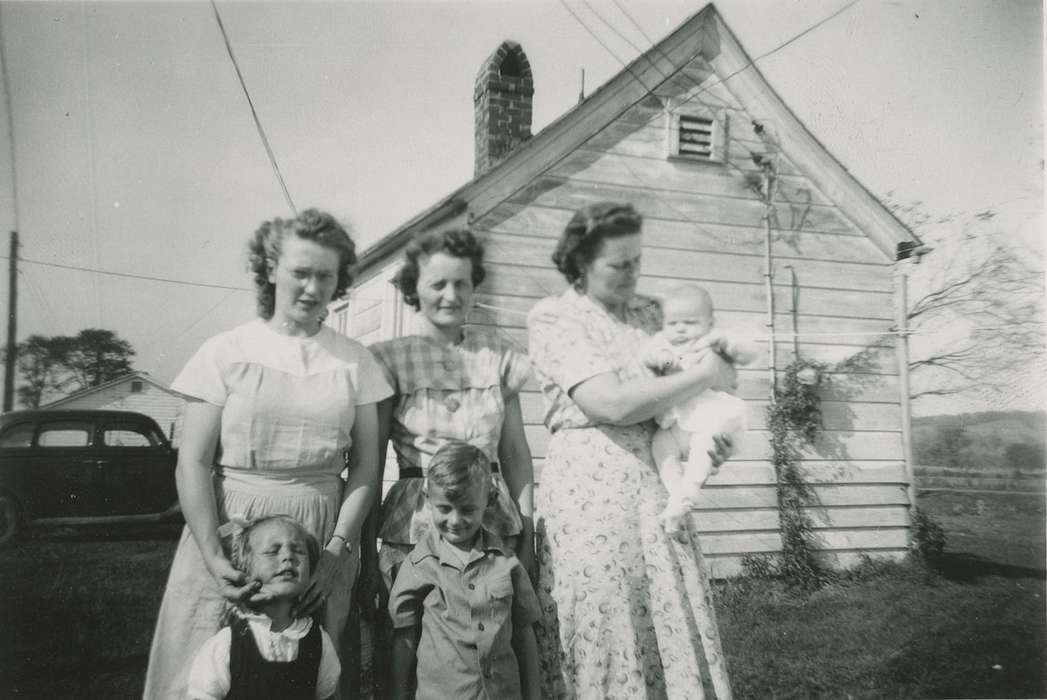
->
[40, 371, 184, 445]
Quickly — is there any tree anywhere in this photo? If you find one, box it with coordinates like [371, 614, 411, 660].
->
[12, 329, 136, 407]
[63, 329, 135, 390]
[891, 199, 1045, 406]
[13, 335, 74, 408]
[1005, 442, 1045, 472]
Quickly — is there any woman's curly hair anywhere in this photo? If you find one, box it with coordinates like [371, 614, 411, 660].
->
[247, 208, 357, 320]
[392, 228, 486, 310]
[552, 202, 643, 286]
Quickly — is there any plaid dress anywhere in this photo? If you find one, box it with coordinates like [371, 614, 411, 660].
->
[370, 327, 530, 558]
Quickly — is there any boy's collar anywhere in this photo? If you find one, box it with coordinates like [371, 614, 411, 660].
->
[410, 527, 509, 567]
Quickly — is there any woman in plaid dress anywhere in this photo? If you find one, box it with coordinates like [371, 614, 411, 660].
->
[367, 228, 536, 588]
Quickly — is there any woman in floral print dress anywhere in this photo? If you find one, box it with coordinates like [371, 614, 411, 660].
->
[526, 202, 736, 700]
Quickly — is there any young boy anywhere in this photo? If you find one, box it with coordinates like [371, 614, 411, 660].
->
[388, 441, 541, 700]
[643, 284, 756, 535]
[187, 515, 341, 700]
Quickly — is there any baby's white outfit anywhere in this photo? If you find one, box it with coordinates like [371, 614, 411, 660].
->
[651, 333, 751, 534]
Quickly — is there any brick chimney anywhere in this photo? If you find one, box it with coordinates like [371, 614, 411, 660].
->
[474, 41, 534, 177]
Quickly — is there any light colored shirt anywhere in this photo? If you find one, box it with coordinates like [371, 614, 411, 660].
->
[186, 613, 340, 700]
[526, 288, 662, 432]
[389, 529, 541, 700]
[171, 319, 392, 478]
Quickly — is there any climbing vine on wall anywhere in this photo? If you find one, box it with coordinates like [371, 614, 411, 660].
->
[769, 358, 831, 587]
[744, 357, 833, 588]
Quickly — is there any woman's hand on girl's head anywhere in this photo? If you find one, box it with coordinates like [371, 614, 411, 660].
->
[293, 547, 343, 619]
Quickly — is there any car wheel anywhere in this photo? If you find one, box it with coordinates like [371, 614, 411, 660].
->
[0, 491, 22, 549]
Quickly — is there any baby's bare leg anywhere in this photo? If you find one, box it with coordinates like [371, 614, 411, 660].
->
[654, 426, 693, 535]
[652, 427, 685, 492]
[681, 430, 718, 505]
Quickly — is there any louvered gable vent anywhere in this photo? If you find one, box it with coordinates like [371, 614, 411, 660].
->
[678, 115, 714, 158]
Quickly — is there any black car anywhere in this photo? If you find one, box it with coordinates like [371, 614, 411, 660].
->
[0, 409, 181, 546]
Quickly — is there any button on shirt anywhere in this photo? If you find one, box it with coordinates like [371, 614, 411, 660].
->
[388, 529, 541, 700]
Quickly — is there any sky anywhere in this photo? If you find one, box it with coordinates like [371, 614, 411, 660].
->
[0, 0, 1042, 414]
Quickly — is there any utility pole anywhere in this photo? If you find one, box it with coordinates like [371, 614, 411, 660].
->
[3, 230, 16, 412]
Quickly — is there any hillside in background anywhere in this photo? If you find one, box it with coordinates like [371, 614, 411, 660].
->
[913, 410, 1045, 473]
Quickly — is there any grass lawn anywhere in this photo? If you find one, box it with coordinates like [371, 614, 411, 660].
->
[0, 492, 1043, 698]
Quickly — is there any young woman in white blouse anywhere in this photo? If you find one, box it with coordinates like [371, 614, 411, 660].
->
[144, 209, 392, 700]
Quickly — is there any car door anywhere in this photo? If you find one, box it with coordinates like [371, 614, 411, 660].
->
[34, 419, 105, 517]
[98, 417, 176, 515]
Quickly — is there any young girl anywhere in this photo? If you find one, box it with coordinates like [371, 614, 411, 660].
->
[186, 515, 342, 700]
[388, 441, 541, 700]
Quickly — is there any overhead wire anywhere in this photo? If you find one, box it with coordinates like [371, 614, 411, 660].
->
[8, 255, 254, 292]
[20, 268, 61, 334]
[210, 0, 297, 215]
[478, 0, 891, 365]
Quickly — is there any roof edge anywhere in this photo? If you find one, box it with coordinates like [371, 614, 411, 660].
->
[40, 371, 175, 409]
[702, 10, 917, 257]
[355, 4, 720, 278]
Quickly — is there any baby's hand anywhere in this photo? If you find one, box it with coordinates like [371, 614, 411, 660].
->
[642, 345, 677, 373]
[708, 332, 758, 367]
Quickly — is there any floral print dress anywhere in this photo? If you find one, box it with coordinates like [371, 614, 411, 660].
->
[527, 288, 732, 700]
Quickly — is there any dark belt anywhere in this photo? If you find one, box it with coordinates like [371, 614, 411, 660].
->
[399, 462, 500, 480]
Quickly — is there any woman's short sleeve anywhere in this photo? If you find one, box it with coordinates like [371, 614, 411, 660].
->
[170, 334, 229, 406]
[527, 299, 615, 394]
[367, 340, 398, 392]
[351, 345, 394, 406]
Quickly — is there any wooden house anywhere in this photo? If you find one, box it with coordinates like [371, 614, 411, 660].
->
[332, 4, 920, 577]
[40, 371, 185, 445]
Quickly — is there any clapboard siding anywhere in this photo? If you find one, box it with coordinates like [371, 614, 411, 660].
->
[518, 391, 901, 432]
[478, 204, 884, 259]
[472, 302, 897, 349]
[483, 231, 892, 293]
[705, 550, 905, 579]
[479, 265, 894, 321]
[691, 504, 910, 532]
[549, 149, 833, 206]
[355, 15, 912, 574]
[521, 425, 903, 463]
[511, 176, 857, 235]
[339, 270, 398, 345]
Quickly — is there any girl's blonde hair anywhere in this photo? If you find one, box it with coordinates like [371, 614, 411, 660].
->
[229, 514, 320, 576]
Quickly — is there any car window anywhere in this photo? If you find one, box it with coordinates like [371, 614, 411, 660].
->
[38, 421, 92, 447]
[0, 423, 35, 447]
[103, 426, 159, 447]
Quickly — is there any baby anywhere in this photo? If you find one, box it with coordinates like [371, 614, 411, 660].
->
[644, 285, 755, 535]
[187, 515, 341, 700]
[388, 441, 541, 700]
